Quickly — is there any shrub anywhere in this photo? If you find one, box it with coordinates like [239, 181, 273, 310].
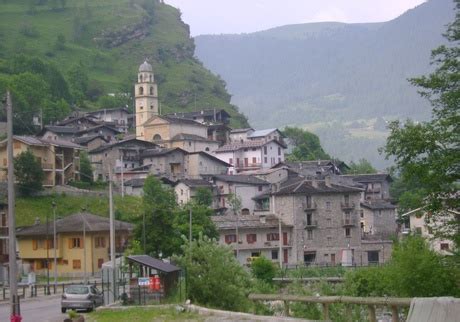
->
[251, 256, 277, 284]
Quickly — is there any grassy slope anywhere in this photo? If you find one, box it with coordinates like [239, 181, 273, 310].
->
[16, 194, 142, 227]
[0, 0, 248, 127]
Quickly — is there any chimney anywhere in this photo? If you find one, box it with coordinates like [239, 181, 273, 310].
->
[34, 217, 41, 225]
[325, 176, 331, 187]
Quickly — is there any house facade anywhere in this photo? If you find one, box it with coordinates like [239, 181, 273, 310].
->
[185, 152, 230, 178]
[16, 213, 133, 277]
[86, 107, 132, 133]
[174, 179, 214, 206]
[140, 148, 188, 179]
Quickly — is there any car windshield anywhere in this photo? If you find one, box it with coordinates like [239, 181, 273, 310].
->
[66, 286, 89, 295]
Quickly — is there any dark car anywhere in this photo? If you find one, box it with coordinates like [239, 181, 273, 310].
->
[61, 285, 104, 313]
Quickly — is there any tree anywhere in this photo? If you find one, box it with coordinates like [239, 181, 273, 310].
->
[135, 175, 177, 258]
[194, 187, 213, 207]
[79, 151, 93, 183]
[283, 127, 330, 161]
[383, 0, 460, 244]
[14, 149, 44, 196]
[174, 234, 251, 311]
[346, 158, 377, 174]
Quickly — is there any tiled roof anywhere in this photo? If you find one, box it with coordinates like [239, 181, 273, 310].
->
[274, 177, 363, 195]
[40, 138, 83, 149]
[170, 133, 213, 142]
[213, 174, 269, 186]
[188, 151, 231, 166]
[58, 116, 99, 126]
[215, 139, 286, 152]
[76, 124, 121, 135]
[211, 214, 291, 230]
[124, 178, 145, 188]
[0, 136, 82, 149]
[86, 107, 131, 115]
[230, 128, 254, 133]
[73, 135, 107, 145]
[16, 213, 134, 236]
[43, 126, 79, 134]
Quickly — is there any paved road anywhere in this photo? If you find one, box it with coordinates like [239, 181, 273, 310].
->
[0, 295, 75, 322]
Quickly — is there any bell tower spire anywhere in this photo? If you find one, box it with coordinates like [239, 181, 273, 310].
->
[135, 60, 158, 140]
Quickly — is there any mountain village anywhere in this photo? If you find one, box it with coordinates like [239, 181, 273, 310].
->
[0, 60, 451, 290]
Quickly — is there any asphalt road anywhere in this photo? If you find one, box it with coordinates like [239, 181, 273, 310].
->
[0, 295, 75, 322]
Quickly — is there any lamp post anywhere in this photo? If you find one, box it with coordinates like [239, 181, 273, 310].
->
[52, 201, 57, 288]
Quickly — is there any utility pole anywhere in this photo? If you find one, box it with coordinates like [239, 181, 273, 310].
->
[82, 213, 87, 284]
[7, 90, 20, 318]
[52, 201, 57, 288]
[46, 211, 50, 295]
[109, 167, 117, 302]
[120, 154, 124, 198]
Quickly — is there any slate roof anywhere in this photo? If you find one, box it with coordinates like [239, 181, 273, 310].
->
[76, 124, 121, 135]
[247, 128, 281, 138]
[166, 109, 230, 119]
[141, 147, 187, 158]
[175, 179, 212, 188]
[86, 107, 131, 115]
[16, 213, 134, 236]
[41, 126, 79, 135]
[215, 139, 287, 152]
[188, 151, 231, 166]
[124, 178, 145, 188]
[170, 133, 213, 142]
[73, 135, 107, 145]
[40, 138, 83, 149]
[0, 136, 83, 149]
[342, 173, 393, 183]
[89, 138, 158, 154]
[361, 200, 397, 210]
[211, 214, 291, 230]
[230, 128, 254, 133]
[145, 115, 205, 127]
[273, 176, 363, 195]
[58, 116, 99, 126]
[127, 255, 180, 273]
[213, 175, 269, 186]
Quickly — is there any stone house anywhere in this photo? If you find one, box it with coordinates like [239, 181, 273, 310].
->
[16, 213, 133, 278]
[0, 136, 82, 187]
[72, 135, 109, 152]
[123, 178, 146, 197]
[360, 200, 397, 239]
[185, 151, 230, 178]
[271, 176, 392, 266]
[341, 173, 392, 201]
[75, 124, 121, 143]
[212, 214, 293, 266]
[214, 139, 286, 173]
[247, 128, 284, 144]
[239, 167, 290, 184]
[211, 175, 270, 214]
[279, 160, 349, 176]
[229, 128, 254, 143]
[86, 107, 132, 133]
[140, 147, 188, 179]
[89, 138, 158, 182]
[39, 126, 79, 141]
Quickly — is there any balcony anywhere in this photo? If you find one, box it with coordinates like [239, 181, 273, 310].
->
[235, 163, 262, 170]
[302, 202, 317, 211]
[342, 217, 358, 227]
[304, 220, 318, 229]
[341, 202, 355, 210]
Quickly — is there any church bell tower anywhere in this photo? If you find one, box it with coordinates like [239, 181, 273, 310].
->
[135, 60, 158, 140]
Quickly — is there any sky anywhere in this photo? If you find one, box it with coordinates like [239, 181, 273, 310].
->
[164, 0, 427, 36]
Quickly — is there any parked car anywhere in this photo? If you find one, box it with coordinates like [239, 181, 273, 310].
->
[61, 285, 103, 313]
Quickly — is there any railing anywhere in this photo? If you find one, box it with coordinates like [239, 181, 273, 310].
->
[235, 163, 261, 170]
[304, 220, 318, 229]
[302, 202, 317, 211]
[341, 202, 355, 209]
[249, 293, 412, 322]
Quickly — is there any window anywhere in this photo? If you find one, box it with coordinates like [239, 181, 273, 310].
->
[139, 86, 144, 95]
[3, 158, 6, 166]
[345, 227, 351, 237]
[326, 201, 331, 210]
[229, 158, 233, 165]
[271, 250, 278, 260]
[344, 194, 350, 205]
[224, 234, 237, 244]
[150, 87, 154, 95]
[368, 251, 379, 264]
[278, 147, 281, 156]
[98, 258, 104, 269]
[263, 146, 267, 155]
[440, 243, 450, 251]
[304, 251, 316, 264]
[327, 236, 332, 246]
[251, 252, 260, 257]
[264, 157, 267, 163]
[95, 237, 106, 248]
[258, 186, 263, 192]
[266, 233, 279, 241]
[69, 238, 82, 249]
[307, 230, 313, 240]
[241, 208, 250, 216]
[153, 134, 162, 141]
[306, 213, 313, 226]
[326, 218, 332, 228]
[246, 234, 257, 244]
[73, 260, 81, 270]
[252, 157, 256, 164]
[360, 210, 364, 218]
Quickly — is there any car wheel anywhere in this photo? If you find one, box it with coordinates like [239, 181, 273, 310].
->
[87, 302, 95, 312]
[61, 308, 66, 314]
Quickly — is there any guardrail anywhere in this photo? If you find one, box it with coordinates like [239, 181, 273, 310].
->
[248, 293, 412, 322]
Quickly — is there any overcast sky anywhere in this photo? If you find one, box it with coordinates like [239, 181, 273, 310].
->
[165, 0, 427, 36]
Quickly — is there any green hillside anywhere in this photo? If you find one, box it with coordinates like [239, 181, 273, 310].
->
[0, 0, 248, 129]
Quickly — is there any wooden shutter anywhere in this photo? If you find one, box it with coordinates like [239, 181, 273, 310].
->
[32, 240, 38, 250]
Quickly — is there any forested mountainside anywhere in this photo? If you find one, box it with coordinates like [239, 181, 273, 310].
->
[0, 0, 248, 133]
[195, 0, 455, 168]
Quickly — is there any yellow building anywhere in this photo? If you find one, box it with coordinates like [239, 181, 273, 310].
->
[17, 213, 133, 277]
[0, 136, 82, 187]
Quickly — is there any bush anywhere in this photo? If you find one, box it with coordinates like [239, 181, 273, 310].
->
[251, 256, 277, 284]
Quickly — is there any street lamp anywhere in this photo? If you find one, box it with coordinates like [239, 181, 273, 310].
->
[52, 201, 57, 288]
